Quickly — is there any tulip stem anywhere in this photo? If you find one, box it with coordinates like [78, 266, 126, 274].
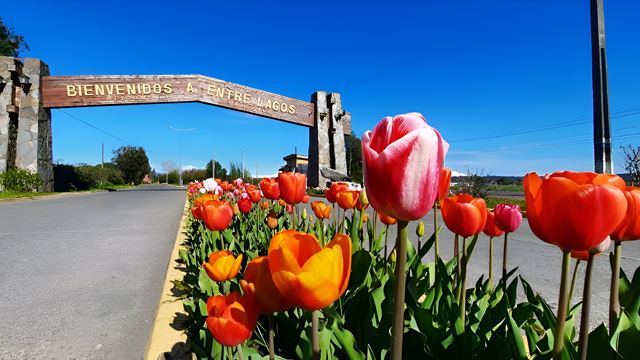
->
[578, 253, 594, 360]
[268, 314, 275, 360]
[311, 310, 320, 360]
[609, 241, 621, 332]
[434, 206, 439, 262]
[568, 259, 581, 308]
[502, 232, 509, 289]
[489, 236, 493, 290]
[384, 225, 389, 259]
[552, 250, 571, 360]
[459, 237, 468, 325]
[391, 220, 409, 360]
[455, 234, 460, 287]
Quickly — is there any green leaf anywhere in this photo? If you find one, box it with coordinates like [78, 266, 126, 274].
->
[506, 310, 529, 360]
[349, 250, 373, 291]
[586, 323, 615, 360]
[610, 311, 640, 359]
[331, 323, 366, 360]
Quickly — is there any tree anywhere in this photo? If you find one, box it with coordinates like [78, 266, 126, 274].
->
[621, 145, 640, 185]
[112, 146, 151, 185]
[205, 160, 228, 180]
[0, 18, 29, 57]
[346, 135, 363, 184]
[228, 162, 246, 180]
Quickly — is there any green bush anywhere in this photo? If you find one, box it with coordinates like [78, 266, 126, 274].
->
[0, 168, 42, 192]
[53, 163, 125, 191]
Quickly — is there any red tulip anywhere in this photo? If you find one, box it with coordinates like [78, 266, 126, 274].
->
[438, 168, 452, 203]
[494, 204, 522, 233]
[610, 187, 640, 241]
[441, 194, 487, 238]
[238, 197, 252, 214]
[202, 200, 234, 231]
[362, 112, 448, 221]
[248, 189, 262, 203]
[483, 210, 505, 237]
[240, 256, 291, 314]
[260, 178, 280, 200]
[325, 182, 349, 203]
[378, 212, 397, 226]
[278, 172, 307, 204]
[303, 194, 311, 204]
[524, 171, 627, 251]
[206, 291, 258, 347]
[571, 237, 612, 261]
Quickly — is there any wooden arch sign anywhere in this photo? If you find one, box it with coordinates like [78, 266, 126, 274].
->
[42, 75, 317, 128]
[0, 56, 350, 191]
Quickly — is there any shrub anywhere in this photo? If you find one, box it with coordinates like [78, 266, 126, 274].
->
[53, 163, 125, 191]
[0, 168, 42, 192]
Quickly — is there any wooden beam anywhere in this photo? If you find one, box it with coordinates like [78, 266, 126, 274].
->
[42, 75, 316, 127]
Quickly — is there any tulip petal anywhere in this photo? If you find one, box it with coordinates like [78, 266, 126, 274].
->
[326, 233, 352, 296]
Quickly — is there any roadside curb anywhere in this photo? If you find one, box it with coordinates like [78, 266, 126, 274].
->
[144, 197, 191, 360]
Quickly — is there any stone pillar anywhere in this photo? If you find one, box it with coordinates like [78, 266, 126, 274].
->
[0, 57, 17, 173]
[16, 58, 54, 191]
[308, 91, 331, 188]
[329, 93, 347, 175]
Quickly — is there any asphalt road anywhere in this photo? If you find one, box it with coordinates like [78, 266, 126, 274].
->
[0, 185, 186, 360]
[304, 199, 640, 330]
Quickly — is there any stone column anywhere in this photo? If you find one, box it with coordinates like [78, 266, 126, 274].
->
[0, 57, 17, 173]
[329, 93, 347, 175]
[308, 91, 331, 188]
[16, 58, 53, 191]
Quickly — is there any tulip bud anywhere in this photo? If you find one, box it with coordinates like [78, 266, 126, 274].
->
[359, 188, 369, 207]
[416, 221, 425, 237]
[388, 248, 396, 263]
[301, 208, 307, 220]
[266, 211, 278, 229]
[232, 203, 240, 216]
[362, 213, 369, 222]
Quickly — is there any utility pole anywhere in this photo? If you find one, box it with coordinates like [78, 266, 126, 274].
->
[168, 125, 195, 186]
[212, 152, 216, 179]
[101, 143, 104, 168]
[591, 0, 612, 173]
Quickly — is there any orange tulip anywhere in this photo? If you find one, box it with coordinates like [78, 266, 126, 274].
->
[260, 201, 270, 210]
[260, 178, 280, 200]
[240, 256, 291, 314]
[203, 250, 243, 282]
[192, 194, 217, 220]
[378, 212, 397, 225]
[610, 187, 640, 241]
[441, 194, 487, 238]
[268, 230, 352, 310]
[266, 210, 279, 229]
[524, 171, 627, 251]
[248, 189, 262, 203]
[202, 200, 234, 231]
[483, 210, 504, 238]
[303, 194, 311, 204]
[325, 182, 349, 203]
[311, 201, 332, 219]
[438, 168, 452, 203]
[336, 190, 360, 210]
[277, 172, 307, 204]
[362, 213, 369, 222]
[278, 199, 287, 207]
[206, 291, 258, 347]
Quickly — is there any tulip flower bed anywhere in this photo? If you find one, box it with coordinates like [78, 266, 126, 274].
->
[173, 113, 640, 360]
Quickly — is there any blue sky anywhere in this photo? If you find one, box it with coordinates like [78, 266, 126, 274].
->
[2, 1, 639, 176]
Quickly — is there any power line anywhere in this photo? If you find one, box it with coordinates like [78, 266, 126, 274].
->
[58, 109, 133, 145]
[448, 108, 640, 143]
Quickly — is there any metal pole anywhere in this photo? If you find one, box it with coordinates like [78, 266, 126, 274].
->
[212, 152, 215, 179]
[168, 126, 195, 187]
[591, 0, 612, 173]
[101, 143, 104, 168]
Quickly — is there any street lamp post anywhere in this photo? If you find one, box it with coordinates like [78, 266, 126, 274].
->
[168, 125, 195, 186]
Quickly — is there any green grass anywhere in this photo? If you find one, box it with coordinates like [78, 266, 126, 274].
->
[486, 184, 523, 192]
[484, 196, 526, 211]
[0, 191, 56, 199]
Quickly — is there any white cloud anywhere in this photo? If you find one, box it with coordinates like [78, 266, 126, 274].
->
[182, 165, 196, 171]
